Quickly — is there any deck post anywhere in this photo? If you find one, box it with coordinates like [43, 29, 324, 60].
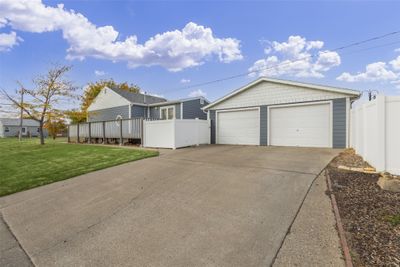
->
[77, 123, 80, 143]
[119, 119, 123, 146]
[67, 125, 70, 143]
[102, 121, 106, 144]
[88, 122, 92, 144]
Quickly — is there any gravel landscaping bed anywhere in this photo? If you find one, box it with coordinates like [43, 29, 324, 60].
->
[327, 149, 400, 267]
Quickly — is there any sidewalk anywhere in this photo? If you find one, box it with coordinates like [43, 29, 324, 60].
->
[273, 172, 345, 266]
[0, 215, 32, 267]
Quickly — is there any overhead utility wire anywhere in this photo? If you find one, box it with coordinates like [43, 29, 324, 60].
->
[160, 30, 400, 94]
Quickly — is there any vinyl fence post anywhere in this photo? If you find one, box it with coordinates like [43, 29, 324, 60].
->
[88, 122, 92, 144]
[140, 118, 144, 147]
[77, 123, 80, 143]
[67, 125, 70, 143]
[102, 121, 106, 144]
[119, 119, 123, 146]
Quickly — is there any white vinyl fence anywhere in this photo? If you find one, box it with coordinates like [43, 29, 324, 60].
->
[351, 95, 400, 175]
[143, 119, 210, 149]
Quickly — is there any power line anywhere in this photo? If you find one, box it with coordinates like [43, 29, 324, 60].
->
[160, 30, 400, 94]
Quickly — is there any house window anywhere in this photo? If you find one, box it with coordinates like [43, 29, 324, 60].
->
[4, 127, 9, 132]
[160, 106, 175, 120]
[22, 127, 26, 133]
[37, 128, 40, 132]
[200, 98, 204, 105]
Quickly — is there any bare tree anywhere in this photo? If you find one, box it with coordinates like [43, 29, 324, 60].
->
[1, 65, 77, 144]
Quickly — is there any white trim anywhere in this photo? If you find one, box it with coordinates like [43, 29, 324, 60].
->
[160, 105, 176, 120]
[216, 107, 261, 145]
[180, 103, 183, 119]
[267, 101, 333, 148]
[203, 77, 360, 110]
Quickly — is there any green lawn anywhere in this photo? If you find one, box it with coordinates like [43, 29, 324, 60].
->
[0, 138, 158, 196]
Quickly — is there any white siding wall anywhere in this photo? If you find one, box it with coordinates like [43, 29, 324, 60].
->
[351, 96, 400, 175]
[212, 81, 352, 110]
[87, 87, 130, 111]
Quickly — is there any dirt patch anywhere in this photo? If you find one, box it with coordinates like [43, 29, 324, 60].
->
[327, 149, 400, 267]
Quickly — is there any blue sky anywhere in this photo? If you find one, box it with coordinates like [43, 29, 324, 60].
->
[0, 0, 399, 114]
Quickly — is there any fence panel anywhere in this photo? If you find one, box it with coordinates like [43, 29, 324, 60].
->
[78, 123, 89, 138]
[91, 122, 103, 138]
[350, 95, 400, 175]
[104, 120, 121, 138]
[143, 119, 210, 149]
[69, 125, 78, 138]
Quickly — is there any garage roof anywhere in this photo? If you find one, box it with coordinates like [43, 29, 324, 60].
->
[203, 77, 361, 110]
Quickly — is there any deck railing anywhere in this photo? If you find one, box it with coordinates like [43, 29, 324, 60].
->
[68, 118, 144, 145]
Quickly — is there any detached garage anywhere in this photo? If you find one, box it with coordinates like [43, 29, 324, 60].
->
[204, 77, 360, 148]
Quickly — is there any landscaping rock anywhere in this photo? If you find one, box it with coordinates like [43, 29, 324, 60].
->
[328, 150, 400, 267]
[377, 173, 400, 192]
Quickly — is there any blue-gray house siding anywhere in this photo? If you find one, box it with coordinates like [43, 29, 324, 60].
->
[209, 98, 348, 148]
[88, 105, 130, 122]
[131, 105, 146, 118]
[182, 99, 208, 119]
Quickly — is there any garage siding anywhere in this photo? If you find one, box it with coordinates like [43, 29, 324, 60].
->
[332, 98, 347, 148]
[209, 110, 216, 144]
[260, 106, 268, 145]
[209, 98, 348, 148]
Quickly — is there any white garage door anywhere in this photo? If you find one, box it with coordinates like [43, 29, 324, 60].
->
[217, 109, 260, 145]
[269, 103, 331, 148]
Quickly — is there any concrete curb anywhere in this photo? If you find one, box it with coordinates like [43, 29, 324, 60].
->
[325, 170, 353, 267]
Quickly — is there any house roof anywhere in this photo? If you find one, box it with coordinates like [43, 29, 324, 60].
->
[203, 77, 361, 110]
[109, 87, 167, 105]
[0, 118, 39, 127]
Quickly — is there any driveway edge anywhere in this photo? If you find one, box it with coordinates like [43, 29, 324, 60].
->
[270, 167, 327, 266]
[0, 213, 34, 266]
[326, 169, 354, 267]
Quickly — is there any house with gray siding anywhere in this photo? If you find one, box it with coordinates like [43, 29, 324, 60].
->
[203, 77, 360, 148]
[0, 118, 48, 138]
[87, 87, 209, 122]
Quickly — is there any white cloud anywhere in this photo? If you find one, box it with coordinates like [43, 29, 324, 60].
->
[337, 62, 398, 82]
[0, 0, 243, 70]
[395, 48, 400, 53]
[180, 78, 190, 84]
[390, 55, 400, 71]
[189, 89, 206, 97]
[248, 35, 340, 78]
[0, 31, 22, 51]
[94, 70, 106, 76]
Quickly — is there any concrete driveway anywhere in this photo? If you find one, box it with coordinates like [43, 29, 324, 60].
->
[0, 145, 339, 266]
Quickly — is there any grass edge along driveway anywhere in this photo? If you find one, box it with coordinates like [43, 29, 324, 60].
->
[0, 138, 158, 197]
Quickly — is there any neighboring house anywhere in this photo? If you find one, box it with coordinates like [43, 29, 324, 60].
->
[203, 77, 361, 148]
[87, 87, 209, 122]
[0, 118, 48, 138]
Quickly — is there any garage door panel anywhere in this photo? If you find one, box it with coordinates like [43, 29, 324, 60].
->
[217, 109, 260, 145]
[270, 103, 331, 148]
